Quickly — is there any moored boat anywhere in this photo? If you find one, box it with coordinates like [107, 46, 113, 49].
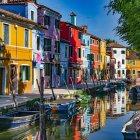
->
[122, 111, 140, 140]
[0, 111, 40, 131]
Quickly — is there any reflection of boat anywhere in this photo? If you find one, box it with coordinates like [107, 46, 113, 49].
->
[122, 111, 140, 140]
[0, 111, 40, 131]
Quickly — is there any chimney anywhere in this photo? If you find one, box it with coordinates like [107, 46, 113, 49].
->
[81, 26, 88, 33]
[70, 12, 77, 26]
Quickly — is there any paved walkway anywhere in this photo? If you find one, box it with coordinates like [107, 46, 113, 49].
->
[0, 81, 107, 110]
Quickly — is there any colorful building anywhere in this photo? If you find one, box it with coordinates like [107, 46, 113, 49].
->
[107, 43, 126, 79]
[0, 9, 41, 95]
[37, 4, 62, 88]
[89, 34, 101, 80]
[100, 39, 106, 79]
[0, 0, 45, 91]
[60, 39, 69, 86]
[81, 26, 91, 81]
[126, 49, 140, 79]
[60, 12, 83, 84]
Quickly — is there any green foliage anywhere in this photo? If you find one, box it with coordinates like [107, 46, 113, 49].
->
[63, 94, 70, 98]
[105, 38, 117, 44]
[26, 98, 40, 108]
[106, 0, 140, 53]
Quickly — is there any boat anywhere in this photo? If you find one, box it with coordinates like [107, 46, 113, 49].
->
[116, 80, 126, 87]
[122, 111, 140, 140]
[44, 99, 77, 112]
[0, 111, 40, 131]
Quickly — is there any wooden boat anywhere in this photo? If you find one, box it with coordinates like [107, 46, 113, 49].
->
[44, 99, 77, 112]
[122, 111, 140, 140]
[0, 111, 40, 131]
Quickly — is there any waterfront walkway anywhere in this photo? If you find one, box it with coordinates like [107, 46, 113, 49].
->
[0, 81, 107, 110]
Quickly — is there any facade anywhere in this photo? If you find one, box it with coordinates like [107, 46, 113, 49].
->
[107, 43, 126, 79]
[126, 49, 140, 79]
[0, 9, 41, 95]
[100, 39, 106, 79]
[60, 39, 69, 86]
[90, 35, 100, 80]
[81, 26, 90, 81]
[60, 13, 83, 84]
[37, 5, 62, 88]
[0, 0, 45, 90]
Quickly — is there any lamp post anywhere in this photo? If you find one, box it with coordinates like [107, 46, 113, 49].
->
[0, 38, 5, 66]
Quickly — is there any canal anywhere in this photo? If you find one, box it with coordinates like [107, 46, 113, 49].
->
[0, 86, 138, 140]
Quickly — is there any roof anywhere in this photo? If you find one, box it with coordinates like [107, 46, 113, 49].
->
[107, 42, 126, 48]
[87, 33, 101, 41]
[0, 0, 62, 18]
[70, 12, 77, 16]
[61, 21, 83, 31]
[126, 50, 140, 60]
[0, 8, 44, 29]
[60, 39, 70, 44]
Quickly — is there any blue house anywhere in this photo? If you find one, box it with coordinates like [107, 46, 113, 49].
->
[81, 26, 90, 81]
[60, 39, 69, 86]
[0, 1, 45, 90]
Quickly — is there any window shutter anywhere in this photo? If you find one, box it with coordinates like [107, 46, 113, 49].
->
[20, 66, 23, 81]
[87, 54, 90, 60]
[27, 66, 30, 81]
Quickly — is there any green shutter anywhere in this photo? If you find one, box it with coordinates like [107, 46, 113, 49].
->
[20, 66, 23, 81]
[27, 66, 30, 81]
[87, 54, 90, 60]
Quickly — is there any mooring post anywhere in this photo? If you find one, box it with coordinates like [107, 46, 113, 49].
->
[37, 78, 47, 140]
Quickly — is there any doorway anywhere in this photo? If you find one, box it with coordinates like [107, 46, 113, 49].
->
[118, 70, 121, 78]
[0, 67, 6, 95]
[33, 68, 38, 89]
[10, 64, 18, 94]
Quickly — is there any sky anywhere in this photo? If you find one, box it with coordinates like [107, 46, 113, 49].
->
[37, 0, 127, 46]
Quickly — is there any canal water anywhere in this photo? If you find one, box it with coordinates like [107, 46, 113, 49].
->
[0, 86, 138, 140]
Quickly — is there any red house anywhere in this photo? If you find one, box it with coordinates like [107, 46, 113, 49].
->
[89, 34, 101, 80]
[60, 12, 83, 84]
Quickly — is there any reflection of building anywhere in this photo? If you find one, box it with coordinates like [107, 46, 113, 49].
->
[107, 89, 126, 116]
[107, 43, 126, 79]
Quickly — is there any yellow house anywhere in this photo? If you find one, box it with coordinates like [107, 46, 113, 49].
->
[126, 49, 140, 79]
[100, 39, 106, 78]
[0, 9, 40, 95]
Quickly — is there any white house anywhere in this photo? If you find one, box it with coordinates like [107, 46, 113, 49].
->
[107, 43, 126, 79]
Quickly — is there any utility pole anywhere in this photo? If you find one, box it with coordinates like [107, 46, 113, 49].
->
[36, 78, 47, 140]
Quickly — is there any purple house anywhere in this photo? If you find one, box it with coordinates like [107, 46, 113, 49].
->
[37, 5, 62, 88]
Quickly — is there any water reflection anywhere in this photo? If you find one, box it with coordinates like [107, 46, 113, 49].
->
[0, 87, 138, 140]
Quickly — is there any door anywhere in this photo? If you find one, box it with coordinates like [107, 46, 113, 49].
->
[118, 70, 121, 78]
[0, 67, 6, 95]
[10, 64, 18, 94]
[33, 68, 38, 89]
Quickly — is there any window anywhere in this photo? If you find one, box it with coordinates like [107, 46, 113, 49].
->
[122, 59, 125, 64]
[20, 65, 30, 81]
[97, 55, 98, 61]
[44, 38, 51, 51]
[133, 70, 135, 74]
[78, 31, 81, 39]
[78, 48, 81, 58]
[65, 45, 68, 58]
[37, 36, 40, 50]
[113, 50, 117, 54]
[122, 70, 125, 74]
[56, 64, 60, 75]
[121, 50, 125, 54]
[70, 28, 72, 37]
[83, 39, 85, 44]
[44, 15, 50, 26]
[31, 10, 34, 21]
[3, 24, 9, 45]
[90, 39, 93, 44]
[96, 40, 99, 45]
[45, 63, 51, 75]
[127, 59, 130, 64]
[132, 60, 135, 65]
[24, 29, 29, 47]
[55, 19, 60, 29]
[69, 45, 73, 57]
[87, 40, 89, 46]
[55, 41, 60, 53]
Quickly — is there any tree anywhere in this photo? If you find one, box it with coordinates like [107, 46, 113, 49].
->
[106, 0, 140, 53]
[105, 38, 117, 44]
